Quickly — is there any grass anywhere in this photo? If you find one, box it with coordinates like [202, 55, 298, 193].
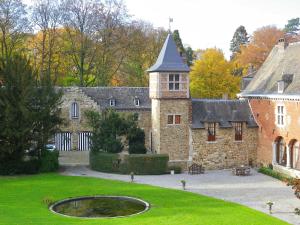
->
[0, 174, 289, 225]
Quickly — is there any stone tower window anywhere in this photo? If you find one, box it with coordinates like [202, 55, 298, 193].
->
[167, 114, 181, 125]
[233, 122, 243, 141]
[207, 123, 216, 142]
[71, 102, 79, 119]
[169, 74, 180, 91]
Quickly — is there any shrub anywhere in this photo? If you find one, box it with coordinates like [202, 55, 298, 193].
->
[90, 152, 169, 175]
[121, 154, 169, 175]
[0, 159, 40, 175]
[90, 151, 120, 173]
[128, 142, 147, 154]
[168, 165, 182, 174]
[288, 178, 300, 199]
[258, 167, 291, 182]
[39, 150, 59, 173]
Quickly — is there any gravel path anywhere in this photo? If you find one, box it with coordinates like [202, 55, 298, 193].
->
[61, 166, 300, 225]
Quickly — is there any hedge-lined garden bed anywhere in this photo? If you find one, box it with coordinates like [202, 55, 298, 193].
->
[90, 151, 169, 175]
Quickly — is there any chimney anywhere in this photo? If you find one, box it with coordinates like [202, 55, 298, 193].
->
[278, 38, 288, 49]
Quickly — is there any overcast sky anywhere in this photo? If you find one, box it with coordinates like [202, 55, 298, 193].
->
[24, 0, 300, 58]
[124, 0, 300, 58]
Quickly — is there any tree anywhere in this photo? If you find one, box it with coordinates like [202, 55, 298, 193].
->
[173, 30, 185, 55]
[0, 0, 31, 63]
[190, 48, 240, 99]
[30, 0, 61, 81]
[236, 26, 284, 69]
[185, 46, 194, 66]
[230, 25, 248, 58]
[0, 55, 62, 174]
[284, 18, 300, 34]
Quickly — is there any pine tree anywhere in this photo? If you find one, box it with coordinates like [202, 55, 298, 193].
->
[173, 30, 185, 56]
[230, 26, 249, 58]
[284, 18, 300, 34]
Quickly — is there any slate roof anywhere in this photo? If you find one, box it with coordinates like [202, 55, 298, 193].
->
[147, 34, 190, 73]
[80, 87, 151, 110]
[191, 99, 258, 129]
[240, 42, 300, 96]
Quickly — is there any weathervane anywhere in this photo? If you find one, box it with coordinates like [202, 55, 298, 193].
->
[168, 17, 173, 33]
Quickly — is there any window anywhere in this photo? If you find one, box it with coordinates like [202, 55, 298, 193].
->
[167, 114, 181, 125]
[276, 105, 285, 126]
[233, 122, 243, 141]
[169, 74, 180, 91]
[207, 123, 216, 142]
[167, 115, 174, 124]
[134, 98, 140, 106]
[109, 99, 115, 107]
[175, 115, 181, 124]
[71, 102, 79, 119]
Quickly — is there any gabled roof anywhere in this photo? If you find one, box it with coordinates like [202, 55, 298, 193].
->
[191, 99, 258, 129]
[147, 34, 190, 73]
[240, 42, 300, 97]
[80, 87, 151, 110]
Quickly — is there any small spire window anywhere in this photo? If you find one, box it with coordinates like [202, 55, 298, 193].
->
[109, 99, 116, 107]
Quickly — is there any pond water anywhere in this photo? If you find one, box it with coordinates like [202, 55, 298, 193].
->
[50, 196, 149, 218]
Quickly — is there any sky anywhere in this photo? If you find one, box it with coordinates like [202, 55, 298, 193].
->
[23, 0, 300, 59]
[124, 0, 300, 58]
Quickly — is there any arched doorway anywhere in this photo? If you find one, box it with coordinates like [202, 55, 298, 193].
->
[275, 137, 286, 166]
[291, 140, 300, 170]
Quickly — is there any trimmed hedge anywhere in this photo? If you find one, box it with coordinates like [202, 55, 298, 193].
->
[90, 151, 169, 175]
[0, 159, 40, 175]
[90, 152, 120, 173]
[122, 154, 169, 175]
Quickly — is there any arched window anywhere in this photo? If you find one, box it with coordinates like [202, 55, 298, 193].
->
[71, 102, 79, 119]
[276, 138, 286, 166]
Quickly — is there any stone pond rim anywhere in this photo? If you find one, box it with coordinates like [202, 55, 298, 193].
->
[49, 196, 150, 219]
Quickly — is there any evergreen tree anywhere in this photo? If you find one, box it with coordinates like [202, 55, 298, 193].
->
[284, 18, 300, 34]
[230, 25, 249, 58]
[0, 55, 62, 173]
[173, 30, 185, 56]
[185, 46, 194, 66]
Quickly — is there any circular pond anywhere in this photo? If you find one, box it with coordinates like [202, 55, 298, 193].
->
[50, 196, 149, 218]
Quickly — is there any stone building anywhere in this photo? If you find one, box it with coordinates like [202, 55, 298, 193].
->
[57, 33, 258, 170]
[239, 39, 300, 177]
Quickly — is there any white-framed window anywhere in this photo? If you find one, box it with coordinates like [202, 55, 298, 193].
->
[276, 104, 285, 127]
[169, 74, 180, 91]
[134, 98, 140, 106]
[71, 102, 79, 119]
[109, 99, 116, 107]
[167, 114, 181, 125]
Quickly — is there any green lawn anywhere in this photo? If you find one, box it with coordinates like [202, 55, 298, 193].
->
[0, 174, 289, 225]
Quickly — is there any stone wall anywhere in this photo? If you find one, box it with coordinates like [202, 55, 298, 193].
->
[151, 99, 190, 168]
[59, 87, 99, 150]
[191, 122, 258, 170]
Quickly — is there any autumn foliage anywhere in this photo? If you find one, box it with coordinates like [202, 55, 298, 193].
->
[190, 48, 240, 99]
[236, 26, 284, 69]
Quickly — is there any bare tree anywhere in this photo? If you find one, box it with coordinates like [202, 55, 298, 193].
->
[31, 0, 61, 80]
[60, 0, 102, 86]
[0, 0, 31, 61]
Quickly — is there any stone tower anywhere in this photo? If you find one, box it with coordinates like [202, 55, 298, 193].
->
[148, 34, 191, 168]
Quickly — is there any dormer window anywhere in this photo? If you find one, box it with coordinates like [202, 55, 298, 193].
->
[277, 80, 284, 93]
[169, 74, 180, 91]
[109, 99, 115, 107]
[134, 98, 140, 106]
[71, 102, 79, 119]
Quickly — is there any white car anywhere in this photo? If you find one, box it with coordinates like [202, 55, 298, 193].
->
[45, 144, 56, 151]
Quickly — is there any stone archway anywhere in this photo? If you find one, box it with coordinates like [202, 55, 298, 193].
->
[290, 140, 300, 170]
